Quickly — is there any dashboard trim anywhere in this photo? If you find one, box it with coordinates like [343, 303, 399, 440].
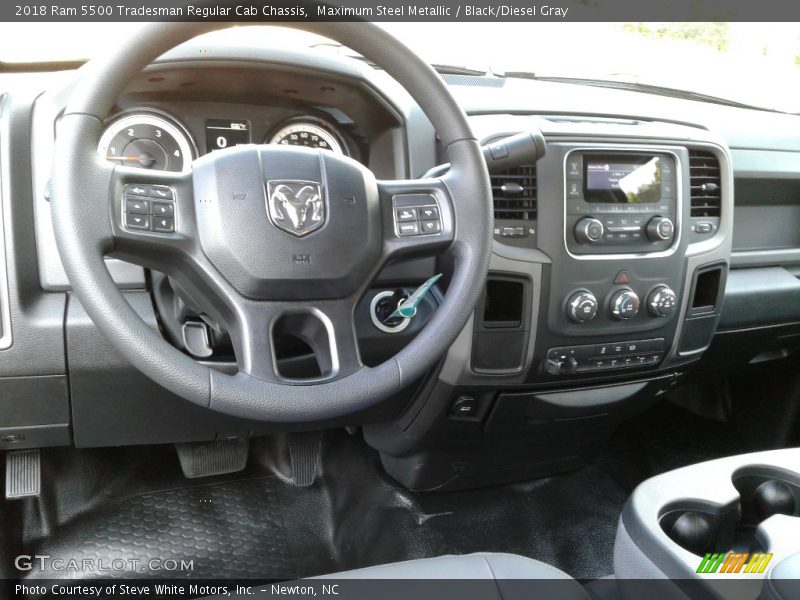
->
[0, 94, 15, 350]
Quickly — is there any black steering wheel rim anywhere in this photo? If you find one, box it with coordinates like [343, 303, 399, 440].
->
[51, 22, 492, 422]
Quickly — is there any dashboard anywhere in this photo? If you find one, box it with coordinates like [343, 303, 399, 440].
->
[1, 38, 800, 490]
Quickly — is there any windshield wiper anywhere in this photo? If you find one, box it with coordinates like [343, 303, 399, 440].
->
[502, 73, 778, 112]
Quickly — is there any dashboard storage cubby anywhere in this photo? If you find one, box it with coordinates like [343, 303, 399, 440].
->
[471, 275, 531, 374]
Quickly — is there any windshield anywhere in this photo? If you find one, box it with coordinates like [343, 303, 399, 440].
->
[1, 22, 798, 113]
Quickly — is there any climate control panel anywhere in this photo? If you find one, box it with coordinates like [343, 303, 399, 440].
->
[565, 285, 675, 324]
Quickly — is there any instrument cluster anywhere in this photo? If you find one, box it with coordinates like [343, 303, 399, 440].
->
[98, 109, 352, 173]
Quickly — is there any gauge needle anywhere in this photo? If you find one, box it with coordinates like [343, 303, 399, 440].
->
[106, 153, 157, 168]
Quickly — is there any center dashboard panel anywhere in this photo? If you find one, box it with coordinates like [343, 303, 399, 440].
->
[366, 117, 734, 491]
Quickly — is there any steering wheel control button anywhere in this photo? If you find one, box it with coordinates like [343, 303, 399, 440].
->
[420, 220, 441, 234]
[609, 289, 640, 320]
[125, 198, 149, 214]
[150, 202, 175, 218]
[419, 206, 440, 221]
[125, 213, 150, 230]
[567, 291, 598, 323]
[124, 184, 149, 197]
[149, 186, 174, 200]
[152, 217, 175, 233]
[574, 217, 604, 244]
[398, 222, 420, 236]
[395, 208, 417, 222]
[647, 286, 677, 317]
[123, 184, 176, 233]
[392, 194, 442, 237]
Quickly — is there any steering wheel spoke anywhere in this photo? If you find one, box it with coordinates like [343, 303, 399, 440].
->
[378, 175, 455, 262]
[229, 296, 362, 383]
[107, 165, 196, 273]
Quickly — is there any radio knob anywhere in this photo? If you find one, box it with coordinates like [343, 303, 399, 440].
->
[646, 216, 674, 241]
[567, 291, 598, 323]
[609, 289, 640, 320]
[574, 217, 604, 244]
[647, 285, 677, 317]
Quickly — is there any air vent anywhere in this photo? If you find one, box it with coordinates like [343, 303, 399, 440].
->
[491, 165, 537, 221]
[689, 150, 721, 218]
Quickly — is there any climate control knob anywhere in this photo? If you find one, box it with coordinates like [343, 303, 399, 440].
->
[647, 286, 677, 317]
[646, 216, 674, 241]
[609, 289, 640, 320]
[567, 291, 598, 323]
[574, 217, 604, 244]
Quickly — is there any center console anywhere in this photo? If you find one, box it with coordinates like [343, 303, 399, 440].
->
[615, 448, 800, 599]
[365, 116, 734, 491]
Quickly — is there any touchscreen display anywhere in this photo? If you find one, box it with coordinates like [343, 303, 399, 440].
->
[584, 155, 662, 203]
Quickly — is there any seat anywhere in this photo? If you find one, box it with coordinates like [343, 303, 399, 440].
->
[762, 552, 800, 600]
[316, 552, 591, 600]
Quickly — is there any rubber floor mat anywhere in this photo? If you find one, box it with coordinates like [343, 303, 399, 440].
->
[25, 477, 297, 580]
[17, 431, 632, 581]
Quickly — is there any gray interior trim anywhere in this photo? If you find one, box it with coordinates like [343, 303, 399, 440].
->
[0, 94, 15, 349]
[731, 249, 800, 268]
[31, 75, 146, 290]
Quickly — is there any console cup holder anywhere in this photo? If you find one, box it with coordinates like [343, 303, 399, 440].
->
[733, 467, 799, 525]
[658, 467, 800, 557]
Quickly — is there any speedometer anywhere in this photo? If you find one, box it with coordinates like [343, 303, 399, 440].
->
[98, 112, 195, 173]
[267, 121, 344, 154]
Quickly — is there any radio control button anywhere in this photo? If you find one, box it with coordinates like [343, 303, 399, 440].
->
[646, 216, 674, 241]
[574, 217, 604, 244]
[567, 156, 582, 178]
[567, 181, 582, 198]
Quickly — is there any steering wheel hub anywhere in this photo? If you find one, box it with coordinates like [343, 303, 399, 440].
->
[192, 145, 381, 300]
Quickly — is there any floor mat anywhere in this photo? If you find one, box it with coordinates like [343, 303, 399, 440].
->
[25, 477, 296, 580]
[17, 431, 631, 581]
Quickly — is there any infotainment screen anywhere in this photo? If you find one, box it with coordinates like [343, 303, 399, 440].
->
[584, 155, 662, 203]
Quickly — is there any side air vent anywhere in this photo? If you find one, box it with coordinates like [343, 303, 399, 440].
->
[491, 165, 537, 221]
[689, 150, 722, 218]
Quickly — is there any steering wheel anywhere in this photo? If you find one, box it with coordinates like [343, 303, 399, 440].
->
[51, 23, 492, 422]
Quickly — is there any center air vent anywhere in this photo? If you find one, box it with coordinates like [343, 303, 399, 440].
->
[689, 150, 721, 218]
[491, 165, 537, 221]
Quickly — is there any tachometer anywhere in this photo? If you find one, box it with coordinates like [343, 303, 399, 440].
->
[267, 120, 344, 154]
[98, 112, 195, 173]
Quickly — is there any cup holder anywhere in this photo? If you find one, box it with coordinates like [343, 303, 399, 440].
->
[660, 502, 748, 557]
[733, 468, 800, 525]
[659, 467, 800, 557]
